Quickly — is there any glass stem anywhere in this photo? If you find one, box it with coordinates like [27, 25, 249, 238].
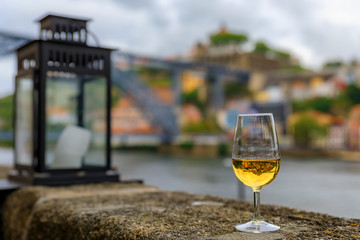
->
[253, 190, 261, 222]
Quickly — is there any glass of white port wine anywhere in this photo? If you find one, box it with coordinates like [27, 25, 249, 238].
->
[232, 113, 280, 233]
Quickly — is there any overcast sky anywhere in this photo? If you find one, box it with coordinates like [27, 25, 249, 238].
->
[1, 0, 360, 96]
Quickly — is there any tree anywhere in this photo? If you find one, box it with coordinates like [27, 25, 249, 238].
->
[210, 33, 248, 46]
[182, 89, 205, 114]
[308, 97, 333, 113]
[253, 41, 292, 61]
[291, 114, 328, 148]
[224, 82, 251, 99]
[285, 64, 310, 73]
[292, 97, 333, 113]
[253, 41, 270, 55]
[273, 50, 291, 60]
[331, 92, 351, 116]
[346, 84, 360, 105]
[182, 119, 222, 134]
[323, 61, 343, 69]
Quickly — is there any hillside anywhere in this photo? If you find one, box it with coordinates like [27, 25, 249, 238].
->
[0, 95, 13, 131]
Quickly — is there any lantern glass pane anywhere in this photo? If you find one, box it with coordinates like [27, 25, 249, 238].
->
[82, 77, 107, 167]
[45, 72, 106, 169]
[15, 76, 33, 166]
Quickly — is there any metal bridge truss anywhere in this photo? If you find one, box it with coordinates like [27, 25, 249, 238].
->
[112, 52, 250, 141]
[0, 31, 32, 56]
[113, 51, 250, 110]
[112, 67, 178, 142]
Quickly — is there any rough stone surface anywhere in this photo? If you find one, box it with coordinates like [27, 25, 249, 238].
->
[3, 183, 360, 240]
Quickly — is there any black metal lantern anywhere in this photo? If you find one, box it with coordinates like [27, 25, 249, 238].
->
[9, 14, 119, 185]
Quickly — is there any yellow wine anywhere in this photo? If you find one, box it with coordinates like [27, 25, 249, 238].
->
[232, 158, 280, 189]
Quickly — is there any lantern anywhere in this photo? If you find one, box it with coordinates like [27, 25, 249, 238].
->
[10, 14, 119, 185]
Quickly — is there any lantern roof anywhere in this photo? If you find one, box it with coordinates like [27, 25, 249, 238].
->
[37, 14, 91, 25]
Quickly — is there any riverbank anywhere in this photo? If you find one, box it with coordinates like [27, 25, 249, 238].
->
[157, 142, 360, 162]
[281, 149, 360, 162]
[3, 136, 360, 162]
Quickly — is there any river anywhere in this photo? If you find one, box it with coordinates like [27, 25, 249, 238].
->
[1, 147, 360, 219]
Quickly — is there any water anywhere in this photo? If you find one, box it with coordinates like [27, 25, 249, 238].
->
[1, 147, 360, 219]
[113, 151, 360, 219]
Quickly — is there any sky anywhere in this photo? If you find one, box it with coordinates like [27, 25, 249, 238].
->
[1, 0, 360, 96]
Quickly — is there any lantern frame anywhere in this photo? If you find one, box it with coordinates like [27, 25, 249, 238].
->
[9, 15, 118, 185]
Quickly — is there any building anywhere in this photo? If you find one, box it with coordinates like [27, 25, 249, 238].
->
[191, 26, 294, 72]
[111, 97, 161, 135]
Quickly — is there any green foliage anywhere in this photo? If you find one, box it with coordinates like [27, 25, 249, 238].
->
[0, 140, 13, 147]
[291, 114, 328, 148]
[136, 66, 171, 87]
[292, 97, 333, 113]
[310, 98, 333, 113]
[323, 61, 343, 69]
[253, 41, 270, 54]
[292, 84, 360, 116]
[346, 84, 360, 105]
[183, 89, 198, 103]
[136, 66, 170, 75]
[210, 33, 248, 46]
[330, 84, 360, 115]
[292, 100, 307, 112]
[272, 50, 291, 60]
[179, 140, 194, 150]
[182, 119, 223, 134]
[253, 41, 292, 62]
[285, 65, 310, 73]
[0, 95, 13, 131]
[218, 142, 229, 156]
[146, 78, 172, 87]
[224, 82, 251, 99]
[331, 92, 352, 116]
[182, 89, 206, 113]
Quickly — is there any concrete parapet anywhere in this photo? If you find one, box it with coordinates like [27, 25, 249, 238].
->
[3, 183, 360, 239]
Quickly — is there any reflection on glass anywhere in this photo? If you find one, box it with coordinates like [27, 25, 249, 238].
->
[45, 76, 77, 168]
[83, 77, 107, 167]
[15, 76, 33, 165]
[45, 72, 107, 169]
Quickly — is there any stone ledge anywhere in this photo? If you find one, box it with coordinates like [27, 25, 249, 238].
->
[3, 183, 360, 239]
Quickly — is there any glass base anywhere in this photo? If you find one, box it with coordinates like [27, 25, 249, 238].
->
[235, 220, 280, 233]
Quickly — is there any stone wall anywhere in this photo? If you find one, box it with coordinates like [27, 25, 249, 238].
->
[3, 183, 360, 239]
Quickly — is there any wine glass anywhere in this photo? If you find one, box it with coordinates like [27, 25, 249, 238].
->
[232, 113, 280, 233]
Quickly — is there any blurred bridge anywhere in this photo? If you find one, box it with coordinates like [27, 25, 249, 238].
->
[112, 52, 250, 141]
[0, 31, 250, 142]
[0, 31, 32, 56]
